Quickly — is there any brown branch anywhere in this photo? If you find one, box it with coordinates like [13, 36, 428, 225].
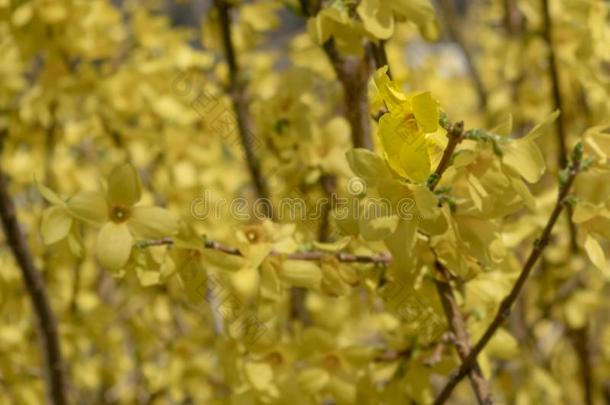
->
[428, 120, 465, 191]
[541, 0, 579, 253]
[503, 0, 524, 36]
[438, 0, 488, 110]
[137, 237, 391, 265]
[214, 0, 272, 217]
[570, 326, 594, 405]
[541, 0, 567, 169]
[434, 261, 492, 405]
[369, 40, 392, 79]
[317, 174, 336, 243]
[427, 124, 492, 404]
[433, 148, 583, 405]
[0, 165, 69, 404]
[325, 40, 375, 150]
[300, 0, 374, 150]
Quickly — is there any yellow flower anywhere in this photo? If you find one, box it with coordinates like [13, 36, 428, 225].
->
[373, 67, 441, 183]
[66, 163, 178, 272]
[357, 0, 436, 40]
[37, 180, 82, 256]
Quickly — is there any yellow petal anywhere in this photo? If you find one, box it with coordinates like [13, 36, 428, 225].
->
[96, 222, 133, 272]
[502, 112, 557, 183]
[372, 67, 407, 112]
[328, 376, 356, 404]
[345, 148, 391, 182]
[67, 191, 108, 226]
[279, 260, 322, 289]
[384, 217, 418, 270]
[359, 198, 399, 241]
[36, 179, 63, 206]
[244, 361, 274, 391]
[298, 368, 330, 394]
[107, 163, 142, 206]
[521, 110, 559, 142]
[399, 132, 431, 183]
[411, 184, 438, 218]
[391, 0, 436, 27]
[502, 140, 546, 183]
[572, 201, 600, 223]
[41, 206, 72, 244]
[128, 206, 178, 239]
[584, 234, 606, 271]
[357, 0, 394, 39]
[175, 250, 207, 305]
[412, 91, 439, 133]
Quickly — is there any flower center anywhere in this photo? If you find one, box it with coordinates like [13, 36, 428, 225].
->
[322, 354, 340, 370]
[244, 228, 261, 244]
[110, 205, 131, 223]
[265, 351, 283, 366]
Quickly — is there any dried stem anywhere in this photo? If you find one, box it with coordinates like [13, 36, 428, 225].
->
[433, 150, 583, 405]
[325, 40, 374, 150]
[429, 122, 492, 404]
[428, 120, 465, 191]
[214, 0, 272, 217]
[0, 166, 69, 405]
[541, 0, 578, 252]
[570, 326, 594, 405]
[300, 0, 374, 150]
[438, 0, 488, 110]
[317, 174, 336, 243]
[503, 0, 524, 36]
[137, 237, 391, 265]
[370, 40, 392, 79]
[434, 261, 493, 405]
[541, 0, 567, 169]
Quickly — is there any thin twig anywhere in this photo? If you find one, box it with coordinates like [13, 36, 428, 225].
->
[425, 119, 491, 403]
[214, 0, 272, 217]
[433, 147, 583, 404]
[428, 120, 465, 191]
[541, 0, 567, 169]
[438, 0, 488, 110]
[370, 40, 392, 79]
[503, 0, 524, 36]
[434, 261, 493, 404]
[541, 0, 578, 253]
[301, 0, 374, 150]
[137, 237, 391, 265]
[570, 326, 594, 405]
[317, 174, 336, 243]
[0, 165, 69, 405]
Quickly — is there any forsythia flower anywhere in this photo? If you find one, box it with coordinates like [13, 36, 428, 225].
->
[373, 66, 441, 183]
[37, 181, 83, 256]
[66, 163, 178, 271]
[357, 0, 437, 40]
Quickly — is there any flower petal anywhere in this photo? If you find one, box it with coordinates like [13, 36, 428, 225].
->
[67, 191, 108, 226]
[96, 222, 133, 272]
[412, 91, 439, 133]
[399, 131, 431, 183]
[41, 206, 72, 244]
[357, 0, 394, 39]
[35, 178, 64, 206]
[128, 206, 178, 239]
[107, 163, 142, 207]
